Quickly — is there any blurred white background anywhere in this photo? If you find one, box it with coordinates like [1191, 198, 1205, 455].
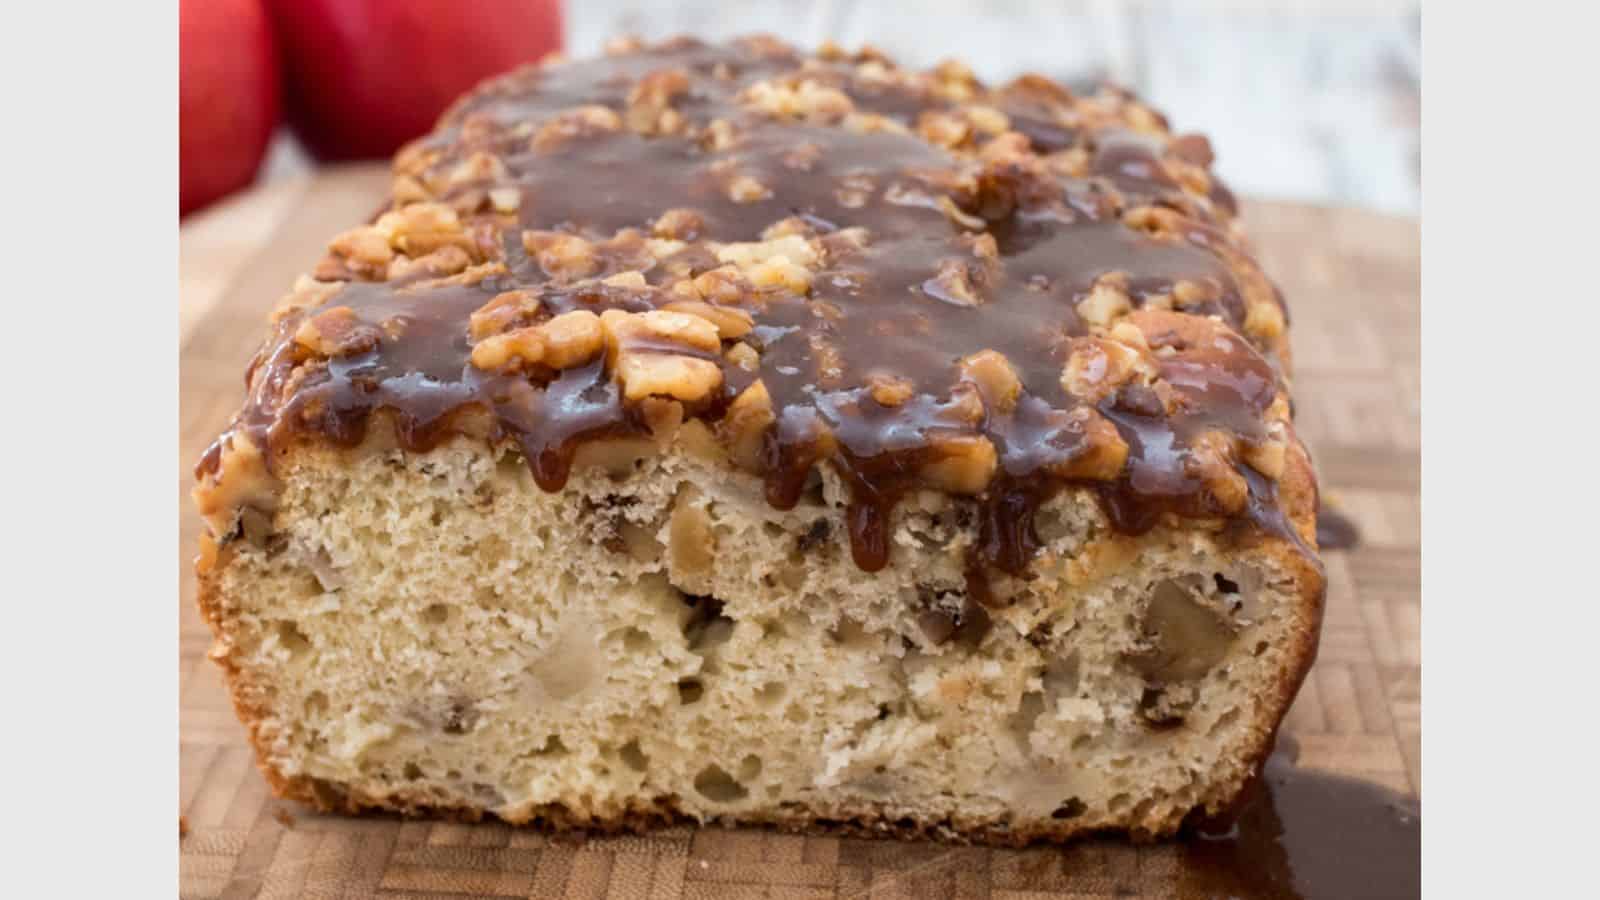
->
[263, 0, 1420, 214]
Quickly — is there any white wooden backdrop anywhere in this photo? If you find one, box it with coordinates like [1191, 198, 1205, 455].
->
[261, 1, 1420, 214]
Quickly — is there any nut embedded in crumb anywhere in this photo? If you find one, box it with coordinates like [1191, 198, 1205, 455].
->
[669, 489, 717, 575]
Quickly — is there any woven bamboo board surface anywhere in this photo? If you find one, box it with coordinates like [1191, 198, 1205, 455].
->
[178, 164, 1420, 899]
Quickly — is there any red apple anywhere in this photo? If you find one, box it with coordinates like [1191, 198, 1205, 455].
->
[270, 0, 564, 161]
[180, 0, 281, 217]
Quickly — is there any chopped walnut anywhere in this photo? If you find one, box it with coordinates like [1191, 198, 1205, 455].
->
[936, 196, 985, 231]
[470, 327, 544, 372]
[957, 349, 1021, 413]
[531, 105, 623, 152]
[741, 78, 854, 121]
[924, 258, 984, 307]
[714, 235, 817, 294]
[539, 310, 605, 369]
[675, 266, 747, 305]
[979, 131, 1033, 163]
[701, 118, 738, 152]
[1052, 408, 1129, 481]
[918, 111, 971, 149]
[724, 341, 760, 372]
[1062, 336, 1155, 403]
[669, 489, 717, 575]
[627, 68, 691, 134]
[866, 373, 915, 407]
[447, 151, 508, 187]
[488, 187, 521, 214]
[601, 309, 724, 403]
[387, 245, 473, 280]
[663, 300, 754, 339]
[760, 217, 813, 240]
[653, 208, 705, 241]
[1076, 274, 1133, 328]
[602, 270, 648, 289]
[391, 175, 430, 205]
[327, 226, 394, 278]
[374, 202, 470, 258]
[193, 431, 277, 538]
[271, 275, 344, 323]
[1244, 299, 1286, 340]
[964, 104, 1011, 135]
[921, 435, 997, 494]
[1187, 430, 1249, 514]
[1242, 421, 1288, 480]
[471, 308, 603, 373]
[722, 380, 775, 470]
[727, 174, 772, 204]
[931, 59, 979, 101]
[716, 234, 818, 269]
[522, 231, 599, 281]
[602, 309, 721, 359]
[468, 290, 542, 340]
[615, 353, 722, 403]
[810, 334, 846, 386]
[293, 306, 381, 358]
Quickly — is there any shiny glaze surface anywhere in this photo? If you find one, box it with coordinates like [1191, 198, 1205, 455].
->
[201, 36, 1316, 582]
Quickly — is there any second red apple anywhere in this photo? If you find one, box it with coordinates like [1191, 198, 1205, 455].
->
[271, 0, 564, 161]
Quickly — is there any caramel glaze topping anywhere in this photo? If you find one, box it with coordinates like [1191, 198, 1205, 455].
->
[198, 35, 1317, 591]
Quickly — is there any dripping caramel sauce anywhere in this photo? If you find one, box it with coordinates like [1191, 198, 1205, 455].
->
[199, 37, 1317, 597]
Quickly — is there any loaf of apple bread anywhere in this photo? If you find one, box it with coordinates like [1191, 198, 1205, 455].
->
[193, 35, 1324, 844]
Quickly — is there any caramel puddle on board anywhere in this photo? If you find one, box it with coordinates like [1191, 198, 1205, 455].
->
[1314, 505, 1362, 552]
[1174, 736, 1421, 899]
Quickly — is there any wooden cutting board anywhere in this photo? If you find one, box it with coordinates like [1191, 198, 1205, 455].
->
[178, 164, 1420, 899]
